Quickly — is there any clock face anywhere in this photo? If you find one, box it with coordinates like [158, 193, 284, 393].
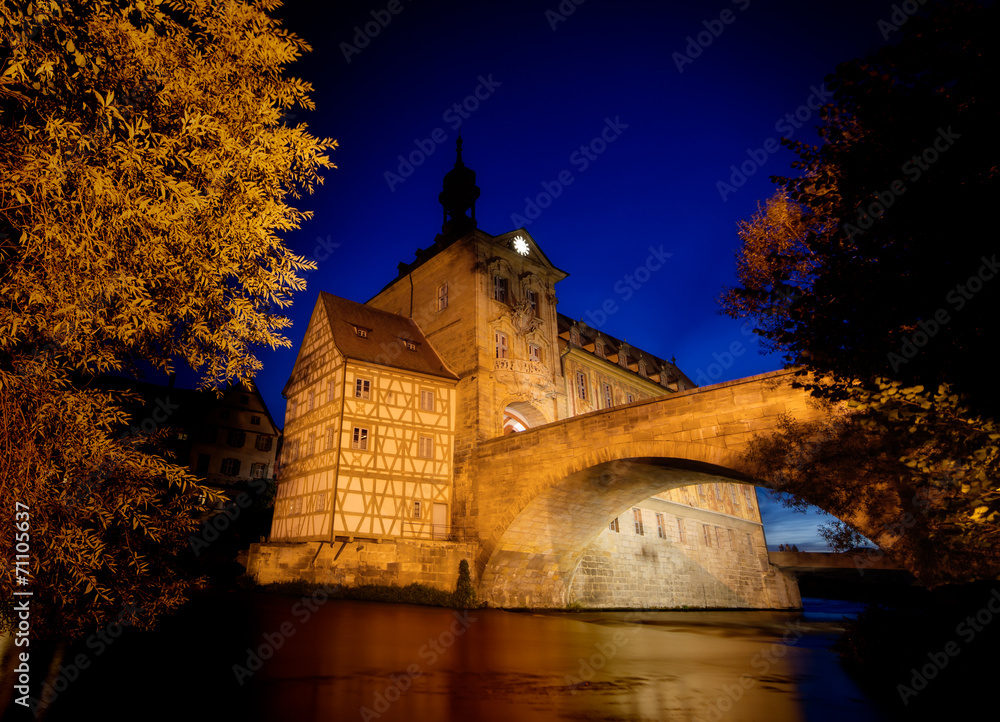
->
[512, 235, 530, 256]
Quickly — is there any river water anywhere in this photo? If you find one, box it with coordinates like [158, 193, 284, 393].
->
[15, 594, 895, 721]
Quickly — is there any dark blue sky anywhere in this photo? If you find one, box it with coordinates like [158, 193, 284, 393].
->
[218, 0, 899, 548]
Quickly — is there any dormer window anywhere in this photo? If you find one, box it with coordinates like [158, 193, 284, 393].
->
[402, 338, 418, 351]
[526, 290, 539, 317]
[353, 325, 370, 339]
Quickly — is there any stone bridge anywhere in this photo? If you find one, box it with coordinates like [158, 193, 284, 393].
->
[461, 369, 913, 607]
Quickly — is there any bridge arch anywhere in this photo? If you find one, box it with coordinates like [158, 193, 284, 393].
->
[464, 372, 916, 608]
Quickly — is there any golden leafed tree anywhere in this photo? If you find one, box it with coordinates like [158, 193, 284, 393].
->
[0, 0, 335, 638]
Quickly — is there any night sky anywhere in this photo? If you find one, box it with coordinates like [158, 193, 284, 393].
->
[197, 0, 904, 549]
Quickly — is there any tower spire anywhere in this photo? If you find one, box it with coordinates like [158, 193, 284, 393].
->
[438, 136, 480, 237]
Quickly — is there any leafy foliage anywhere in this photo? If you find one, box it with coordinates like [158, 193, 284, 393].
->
[0, 0, 335, 638]
[722, 1, 999, 582]
[453, 559, 478, 609]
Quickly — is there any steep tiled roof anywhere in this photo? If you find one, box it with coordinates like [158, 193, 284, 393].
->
[321, 292, 459, 381]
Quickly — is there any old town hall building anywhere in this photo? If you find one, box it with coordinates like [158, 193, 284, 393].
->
[254, 140, 792, 609]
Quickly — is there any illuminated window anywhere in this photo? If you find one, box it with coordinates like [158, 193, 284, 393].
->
[352, 427, 369, 450]
[255, 434, 272, 452]
[495, 332, 508, 359]
[603, 383, 613, 409]
[529, 344, 541, 363]
[251, 462, 265, 478]
[402, 338, 418, 351]
[633, 508, 644, 535]
[437, 283, 448, 311]
[355, 378, 370, 399]
[354, 326, 369, 338]
[413, 500, 422, 518]
[610, 517, 620, 533]
[418, 435, 433, 459]
[527, 290, 539, 316]
[494, 275, 508, 303]
[221, 458, 240, 476]
[656, 513, 665, 539]
[420, 390, 434, 411]
[576, 372, 588, 400]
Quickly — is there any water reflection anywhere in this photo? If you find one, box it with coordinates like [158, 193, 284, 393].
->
[34, 594, 886, 721]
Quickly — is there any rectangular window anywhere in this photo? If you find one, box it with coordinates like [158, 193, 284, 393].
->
[255, 434, 272, 452]
[746, 533, 754, 554]
[627, 393, 634, 404]
[437, 283, 448, 311]
[715, 527, 724, 548]
[420, 390, 434, 411]
[529, 344, 541, 363]
[732, 486, 740, 508]
[698, 484, 706, 498]
[221, 458, 241, 476]
[729, 529, 736, 550]
[250, 415, 261, 426]
[656, 513, 665, 539]
[292, 497, 303, 515]
[714, 483, 722, 500]
[603, 383, 613, 409]
[527, 290, 539, 316]
[308, 390, 315, 412]
[354, 326, 369, 338]
[403, 339, 417, 351]
[703, 524, 711, 546]
[287, 399, 295, 421]
[355, 378, 370, 399]
[576, 372, 588, 400]
[227, 429, 246, 448]
[251, 462, 265, 478]
[610, 517, 620, 533]
[677, 519, 685, 543]
[495, 332, 508, 359]
[633, 508, 644, 535]
[308, 433, 316, 456]
[494, 275, 508, 303]
[744, 486, 754, 510]
[413, 500, 422, 518]
[418, 435, 433, 459]
[352, 427, 369, 450]
[316, 492, 326, 513]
